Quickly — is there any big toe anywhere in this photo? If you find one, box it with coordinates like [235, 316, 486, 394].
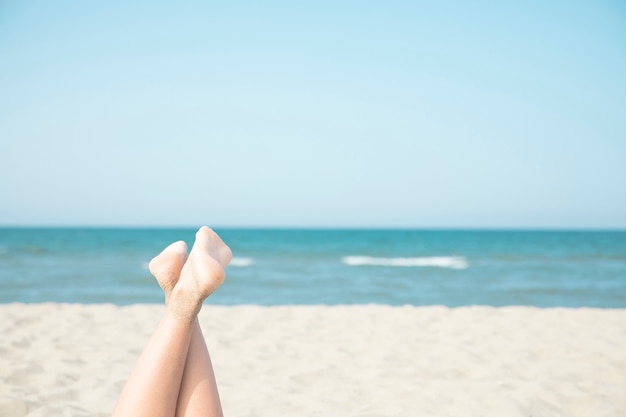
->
[149, 240, 188, 283]
[194, 226, 232, 268]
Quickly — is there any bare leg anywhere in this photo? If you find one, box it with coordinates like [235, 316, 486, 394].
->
[176, 319, 223, 417]
[111, 227, 231, 417]
[149, 236, 225, 417]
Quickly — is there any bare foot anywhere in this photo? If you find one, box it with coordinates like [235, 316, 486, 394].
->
[148, 240, 188, 302]
[168, 227, 232, 320]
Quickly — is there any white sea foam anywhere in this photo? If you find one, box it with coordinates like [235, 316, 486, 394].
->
[342, 256, 468, 269]
[230, 257, 254, 267]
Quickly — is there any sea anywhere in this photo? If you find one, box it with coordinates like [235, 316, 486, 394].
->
[1, 228, 625, 307]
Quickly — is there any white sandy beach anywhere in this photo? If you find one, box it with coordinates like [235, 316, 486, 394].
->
[0, 303, 625, 417]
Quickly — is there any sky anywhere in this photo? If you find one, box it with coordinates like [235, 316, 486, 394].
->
[0, 0, 625, 228]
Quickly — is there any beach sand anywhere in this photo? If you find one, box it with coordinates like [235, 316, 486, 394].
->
[0, 304, 624, 417]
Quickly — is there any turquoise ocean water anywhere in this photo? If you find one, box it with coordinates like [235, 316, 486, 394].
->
[1, 228, 625, 307]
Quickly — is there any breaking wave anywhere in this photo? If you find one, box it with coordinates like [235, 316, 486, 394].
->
[342, 256, 468, 269]
[230, 257, 254, 267]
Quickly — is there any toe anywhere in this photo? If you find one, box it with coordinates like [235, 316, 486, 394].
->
[193, 226, 232, 267]
[149, 240, 188, 281]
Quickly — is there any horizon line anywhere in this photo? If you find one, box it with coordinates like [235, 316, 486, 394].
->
[1, 224, 625, 232]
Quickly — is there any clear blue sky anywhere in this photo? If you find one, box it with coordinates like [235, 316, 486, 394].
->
[1, 1, 625, 228]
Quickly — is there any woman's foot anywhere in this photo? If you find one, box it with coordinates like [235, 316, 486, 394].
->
[148, 241, 188, 302]
[168, 227, 232, 320]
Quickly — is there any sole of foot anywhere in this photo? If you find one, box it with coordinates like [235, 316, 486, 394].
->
[169, 227, 232, 319]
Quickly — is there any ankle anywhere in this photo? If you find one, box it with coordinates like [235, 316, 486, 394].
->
[167, 286, 204, 321]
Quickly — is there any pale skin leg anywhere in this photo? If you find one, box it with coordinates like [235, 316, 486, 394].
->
[176, 319, 223, 417]
[111, 226, 231, 417]
[149, 237, 224, 417]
